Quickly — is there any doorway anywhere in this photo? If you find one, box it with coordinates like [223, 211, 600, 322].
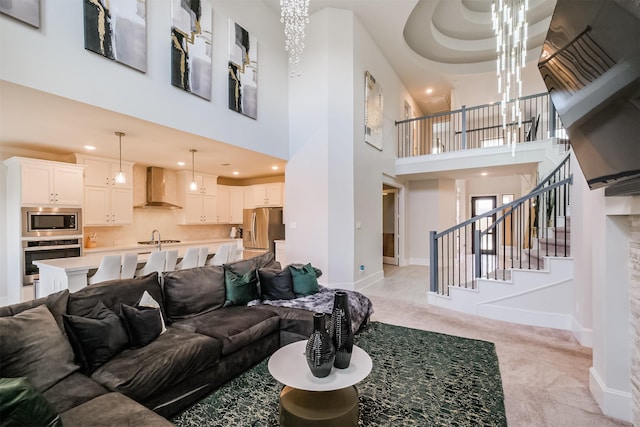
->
[471, 196, 497, 255]
[382, 185, 398, 265]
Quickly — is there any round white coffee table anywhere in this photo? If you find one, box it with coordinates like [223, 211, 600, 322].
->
[268, 340, 372, 426]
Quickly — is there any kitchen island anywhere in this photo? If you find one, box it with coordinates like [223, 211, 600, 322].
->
[33, 239, 242, 298]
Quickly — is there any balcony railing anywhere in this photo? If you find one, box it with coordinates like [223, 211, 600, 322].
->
[396, 92, 565, 158]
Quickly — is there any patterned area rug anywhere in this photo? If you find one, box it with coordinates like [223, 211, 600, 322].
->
[171, 322, 506, 426]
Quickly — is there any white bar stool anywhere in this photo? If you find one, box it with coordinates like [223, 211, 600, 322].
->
[88, 255, 122, 285]
[121, 253, 139, 279]
[135, 251, 166, 277]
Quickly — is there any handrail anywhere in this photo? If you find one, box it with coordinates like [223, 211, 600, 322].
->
[531, 152, 571, 192]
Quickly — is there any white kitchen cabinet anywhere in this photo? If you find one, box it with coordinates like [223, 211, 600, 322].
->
[177, 171, 218, 224]
[254, 183, 283, 207]
[78, 155, 133, 189]
[216, 185, 244, 224]
[75, 154, 134, 226]
[229, 186, 244, 224]
[217, 185, 230, 223]
[244, 186, 256, 209]
[20, 160, 84, 206]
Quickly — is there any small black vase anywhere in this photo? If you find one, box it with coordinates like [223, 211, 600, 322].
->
[305, 313, 335, 378]
[330, 291, 354, 369]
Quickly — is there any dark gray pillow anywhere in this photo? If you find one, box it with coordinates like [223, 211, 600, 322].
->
[162, 266, 226, 321]
[63, 302, 129, 374]
[120, 304, 162, 348]
[0, 305, 78, 392]
[258, 268, 295, 300]
[225, 252, 279, 276]
[0, 289, 69, 333]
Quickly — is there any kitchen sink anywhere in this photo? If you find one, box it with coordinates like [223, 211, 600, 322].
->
[137, 239, 181, 245]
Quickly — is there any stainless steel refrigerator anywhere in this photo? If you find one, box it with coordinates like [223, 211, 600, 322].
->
[242, 207, 285, 254]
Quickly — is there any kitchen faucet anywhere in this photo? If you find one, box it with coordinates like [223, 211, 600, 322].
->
[151, 229, 161, 251]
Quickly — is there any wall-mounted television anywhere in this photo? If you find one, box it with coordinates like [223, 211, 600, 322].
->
[538, 0, 640, 196]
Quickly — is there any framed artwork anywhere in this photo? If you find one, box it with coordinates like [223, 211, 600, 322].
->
[364, 71, 383, 150]
[171, 0, 213, 100]
[83, 0, 147, 72]
[228, 19, 258, 119]
[0, 0, 40, 28]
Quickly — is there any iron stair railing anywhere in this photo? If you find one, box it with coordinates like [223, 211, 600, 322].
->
[429, 154, 572, 296]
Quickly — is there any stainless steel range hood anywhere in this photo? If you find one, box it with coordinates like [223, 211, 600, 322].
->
[134, 166, 183, 209]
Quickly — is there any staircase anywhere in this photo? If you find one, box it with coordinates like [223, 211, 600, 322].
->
[428, 154, 575, 331]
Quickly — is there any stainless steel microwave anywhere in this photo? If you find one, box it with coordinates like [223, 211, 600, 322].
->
[22, 207, 82, 237]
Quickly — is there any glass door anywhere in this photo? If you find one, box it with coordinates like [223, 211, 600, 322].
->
[471, 196, 497, 255]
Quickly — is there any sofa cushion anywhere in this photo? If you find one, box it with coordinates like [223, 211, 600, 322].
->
[173, 306, 279, 356]
[258, 267, 296, 300]
[90, 327, 222, 402]
[60, 392, 174, 427]
[0, 305, 78, 392]
[42, 372, 108, 415]
[0, 289, 69, 332]
[224, 269, 260, 306]
[67, 272, 165, 321]
[63, 302, 129, 374]
[225, 251, 279, 276]
[289, 263, 320, 297]
[0, 377, 62, 427]
[120, 304, 163, 348]
[162, 265, 226, 321]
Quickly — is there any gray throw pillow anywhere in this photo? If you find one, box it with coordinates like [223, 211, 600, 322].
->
[257, 268, 296, 300]
[0, 305, 78, 392]
[162, 266, 226, 321]
[63, 302, 129, 374]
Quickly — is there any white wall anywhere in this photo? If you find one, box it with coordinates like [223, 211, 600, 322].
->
[0, 0, 289, 159]
[286, 8, 416, 288]
[407, 180, 440, 265]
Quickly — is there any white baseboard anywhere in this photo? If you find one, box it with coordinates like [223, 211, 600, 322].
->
[477, 304, 573, 330]
[589, 367, 632, 423]
[571, 317, 594, 348]
[354, 270, 384, 291]
[408, 257, 428, 266]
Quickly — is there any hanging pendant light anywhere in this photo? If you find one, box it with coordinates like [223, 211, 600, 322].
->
[114, 131, 126, 184]
[189, 149, 198, 191]
[280, 0, 310, 77]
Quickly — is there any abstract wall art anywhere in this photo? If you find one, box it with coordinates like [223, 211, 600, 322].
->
[171, 0, 213, 100]
[364, 71, 383, 150]
[83, 0, 147, 72]
[0, 0, 40, 28]
[228, 20, 258, 119]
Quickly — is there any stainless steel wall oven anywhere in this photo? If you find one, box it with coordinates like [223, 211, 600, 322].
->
[21, 207, 83, 286]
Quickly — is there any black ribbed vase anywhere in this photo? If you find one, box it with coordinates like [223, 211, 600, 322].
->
[305, 313, 335, 378]
[330, 291, 354, 369]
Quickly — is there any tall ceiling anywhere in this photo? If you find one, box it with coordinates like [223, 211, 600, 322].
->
[0, 0, 556, 177]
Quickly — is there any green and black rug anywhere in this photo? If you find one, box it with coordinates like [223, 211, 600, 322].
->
[172, 322, 506, 426]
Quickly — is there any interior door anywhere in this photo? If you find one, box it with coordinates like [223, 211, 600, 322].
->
[382, 186, 398, 265]
[471, 196, 497, 255]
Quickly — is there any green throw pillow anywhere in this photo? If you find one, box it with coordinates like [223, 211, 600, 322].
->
[224, 269, 260, 306]
[0, 377, 62, 427]
[289, 263, 319, 297]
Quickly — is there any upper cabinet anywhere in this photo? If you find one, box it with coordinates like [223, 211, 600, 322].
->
[254, 183, 283, 207]
[176, 171, 218, 224]
[7, 157, 84, 207]
[75, 154, 135, 226]
[217, 185, 244, 224]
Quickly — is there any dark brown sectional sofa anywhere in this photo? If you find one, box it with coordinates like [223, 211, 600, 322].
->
[0, 253, 372, 426]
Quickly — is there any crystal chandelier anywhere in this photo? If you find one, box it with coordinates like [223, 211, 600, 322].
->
[280, 0, 310, 77]
[492, 0, 528, 150]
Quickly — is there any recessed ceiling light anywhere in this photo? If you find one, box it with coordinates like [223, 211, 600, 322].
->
[177, 161, 185, 166]
[272, 165, 279, 170]
[481, 172, 488, 176]
[233, 171, 239, 176]
[84, 145, 96, 150]
[426, 88, 433, 94]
